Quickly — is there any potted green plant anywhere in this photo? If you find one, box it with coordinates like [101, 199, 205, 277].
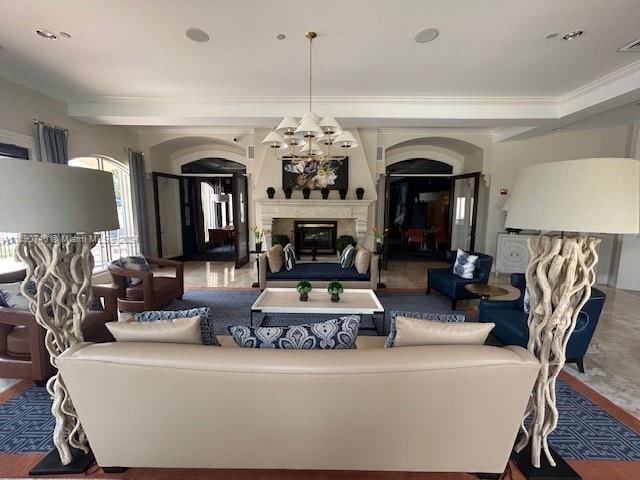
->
[372, 227, 384, 253]
[271, 234, 291, 248]
[327, 280, 343, 303]
[335, 235, 356, 254]
[296, 280, 312, 301]
[251, 225, 263, 252]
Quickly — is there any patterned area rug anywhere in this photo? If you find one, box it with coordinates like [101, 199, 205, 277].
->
[1, 379, 639, 460]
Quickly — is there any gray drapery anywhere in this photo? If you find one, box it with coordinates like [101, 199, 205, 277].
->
[128, 149, 151, 256]
[35, 122, 69, 164]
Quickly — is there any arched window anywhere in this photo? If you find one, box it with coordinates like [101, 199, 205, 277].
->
[70, 156, 138, 270]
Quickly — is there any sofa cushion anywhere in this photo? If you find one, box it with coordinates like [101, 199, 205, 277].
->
[121, 256, 151, 286]
[283, 243, 296, 271]
[385, 311, 465, 347]
[135, 307, 220, 346]
[354, 247, 371, 274]
[107, 316, 202, 344]
[0, 281, 32, 310]
[453, 249, 478, 279]
[266, 244, 284, 273]
[228, 315, 360, 349]
[388, 316, 493, 347]
[340, 244, 356, 269]
[266, 262, 370, 281]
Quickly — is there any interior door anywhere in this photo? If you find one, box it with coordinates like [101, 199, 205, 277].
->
[448, 173, 481, 252]
[382, 173, 391, 269]
[233, 173, 250, 268]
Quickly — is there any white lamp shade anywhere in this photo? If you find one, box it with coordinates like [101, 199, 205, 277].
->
[318, 116, 343, 135]
[0, 158, 119, 233]
[315, 135, 334, 146]
[294, 117, 323, 139]
[333, 130, 359, 148]
[275, 116, 298, 135]
[301, 111, 320, 123]
[261, 131, 288, 149]
[505, 158, 640, 234]
[299, 141, 324, 157]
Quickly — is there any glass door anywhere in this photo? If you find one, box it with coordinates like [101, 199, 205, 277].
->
[449, 173, 481, 252]
[232, 173, 249, 268]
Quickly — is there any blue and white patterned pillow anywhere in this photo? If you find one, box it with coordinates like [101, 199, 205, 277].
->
[385, 311, 465, 348]
[134, 307, 220, 346]
[0, 281, 32, 310]
[340, 244, 356, 269]
[229, 315, 360, 349]
[452, 249, 479, 279]
[121, 256, 151, 286]
[283, 243, 296, 271]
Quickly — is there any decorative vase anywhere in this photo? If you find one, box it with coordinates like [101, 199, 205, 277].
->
[339, 189, 347, 200]
[255, 241, 262, 253]
[266, 187, 275, 199]
[302, 188, 311, 199]
[331, 293, 340, 303]
[284, 188, 292, 199]
[321, 188, 330, 199]
[356, 187, 365, 200]
[299, 292, 308, 302]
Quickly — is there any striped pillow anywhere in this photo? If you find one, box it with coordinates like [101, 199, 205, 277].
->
[283, 243, 296, 271]
[340, 244, 356, 269]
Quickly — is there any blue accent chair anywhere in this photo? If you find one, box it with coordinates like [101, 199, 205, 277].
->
[479, 273, 606, 373]
[426, 250, 494, 310]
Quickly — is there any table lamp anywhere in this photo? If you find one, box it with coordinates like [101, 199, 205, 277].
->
[0, 158, 119, 474]
[505, 157, 640, 479]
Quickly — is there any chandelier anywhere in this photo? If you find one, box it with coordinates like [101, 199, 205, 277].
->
[261, 31, 358, 162]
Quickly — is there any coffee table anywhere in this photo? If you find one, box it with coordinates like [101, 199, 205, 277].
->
[464, 283, 510, 300]
[250, 288, 385, 335]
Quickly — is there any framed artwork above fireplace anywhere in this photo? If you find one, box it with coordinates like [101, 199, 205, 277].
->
[282, 157, 348, 190]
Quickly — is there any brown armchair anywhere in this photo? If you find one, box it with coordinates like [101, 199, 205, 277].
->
[0, 269, 117, 383]
[108, 257, 184, 313]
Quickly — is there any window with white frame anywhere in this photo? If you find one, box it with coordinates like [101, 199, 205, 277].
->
[69, 156, 138, 271]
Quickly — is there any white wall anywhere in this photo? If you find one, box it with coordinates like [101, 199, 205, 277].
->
[0, 77, 137, 164]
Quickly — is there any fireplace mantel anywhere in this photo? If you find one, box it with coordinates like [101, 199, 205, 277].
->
[257, 199, 373, 244]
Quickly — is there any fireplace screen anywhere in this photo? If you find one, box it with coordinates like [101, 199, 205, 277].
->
[294, 221, 337, 255]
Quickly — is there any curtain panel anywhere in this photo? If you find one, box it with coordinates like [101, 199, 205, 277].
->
[36, 123, 68, 164]
[128, 150, 151, 256]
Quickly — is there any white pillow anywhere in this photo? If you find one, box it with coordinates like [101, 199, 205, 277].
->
[452, 249, 479, 279]
[283, 243, 296, 271]
[354, 247, 371, 274]
[391, 316, 494, 347]
[106, 316, 203, 344]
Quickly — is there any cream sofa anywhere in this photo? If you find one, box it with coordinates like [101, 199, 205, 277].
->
[57, 336, 538, 476]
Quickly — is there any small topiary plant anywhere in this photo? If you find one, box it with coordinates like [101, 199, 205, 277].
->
[271, 234, 291, 248]
[336, 235, 356, 254]
[296, 280, 312, 301]
[327, 280, 344, 303]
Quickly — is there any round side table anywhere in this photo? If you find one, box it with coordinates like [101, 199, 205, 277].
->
[465, 284, 509, 300]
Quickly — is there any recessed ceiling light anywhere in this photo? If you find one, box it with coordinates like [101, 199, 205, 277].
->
[414, 28, 439, 43]
[276, 33, 286, 40]
[545, 32, 559, 39]
[59, 32, 72, 39]
[562, 30, 584, 41]
[36, 29, 57, 40]
[185, 27, 210, 43]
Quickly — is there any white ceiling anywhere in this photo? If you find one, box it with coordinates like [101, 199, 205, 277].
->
[1, 0, 640, 136]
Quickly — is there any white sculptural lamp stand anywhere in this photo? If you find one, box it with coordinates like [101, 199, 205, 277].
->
[0, 160, 119, 475]
[505, 158, 639, 479]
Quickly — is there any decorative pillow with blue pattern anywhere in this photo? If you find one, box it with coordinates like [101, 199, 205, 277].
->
[283, 243, 296, 271]
[452, 249, 479, 279]
[0, 281, 32, 310]
[340, 244, 356, 269]
[134, 307, 220, 346]
[523, 287, 531, 314]
[385, 311, 466, 347]
[120, 256, 151, 286]
[228, 315, 360, 349]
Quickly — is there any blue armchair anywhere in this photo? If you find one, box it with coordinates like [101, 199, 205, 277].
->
[479, 273, 606, 373]
[426, 250, 494, 310]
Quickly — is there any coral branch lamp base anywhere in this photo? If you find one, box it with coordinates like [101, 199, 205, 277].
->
[29, 447, 94, 476]
[514, 445, 581, 480]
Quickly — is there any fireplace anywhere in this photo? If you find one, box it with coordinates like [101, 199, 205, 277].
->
[294, 221, 337, 256]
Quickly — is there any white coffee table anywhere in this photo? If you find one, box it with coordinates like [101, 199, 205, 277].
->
[250, 288, 385, 335]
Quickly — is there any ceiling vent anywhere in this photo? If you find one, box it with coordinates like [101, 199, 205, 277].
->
[376, 146, 385, 162]
[618, 38, 640, 52]
[246, 145, 255, 160]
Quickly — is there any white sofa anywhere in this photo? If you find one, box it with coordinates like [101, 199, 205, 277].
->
[57, 336, 538, 476]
